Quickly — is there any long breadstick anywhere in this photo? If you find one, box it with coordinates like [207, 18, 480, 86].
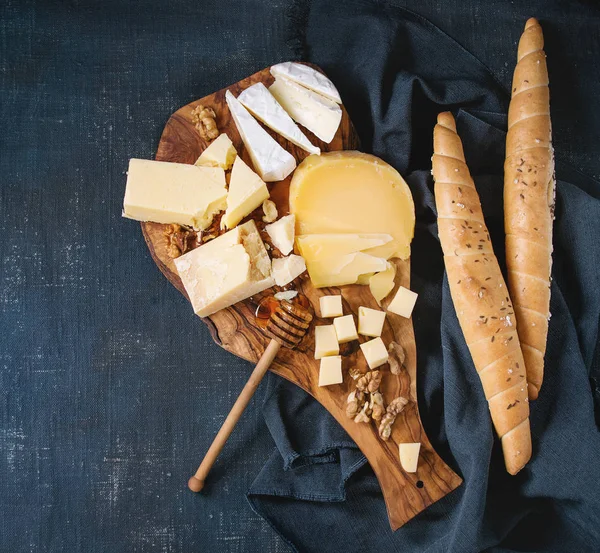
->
[433, 112, 532, 475]
[505, 18, 555, 400]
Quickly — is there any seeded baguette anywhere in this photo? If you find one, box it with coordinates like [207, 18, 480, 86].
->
[433, 112, 531, 475]
[505, 18, 555, 400]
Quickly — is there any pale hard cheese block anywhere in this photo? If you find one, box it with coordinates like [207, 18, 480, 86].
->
[265, 214, 295, 255]
[296, 233, 394, 261]
[314, 325, 339, 359]
[360, 337, 389, 369]
[399, 443, 421, 473]
[333, 314, 358, 343]
[123, 159, 227, 230]
[290, 152, 415, 259]
[270, 62, 342, 104]
[269, 77, 342, 144]
[222, 157, 270, 230]
[318, 356, 343, 387]
[225, 90, 296, 182]
[271, 254, 306, 286]
[305, 252, 388, 288]
[369, 264, 396, 306]
[174, 220, 273, 317]
[319, 295, 343, 318]
[358, 307, 386, 337]
[195, 133, 237, 169]
[238, 83, 320, 155]
[388, 286, 418, 318]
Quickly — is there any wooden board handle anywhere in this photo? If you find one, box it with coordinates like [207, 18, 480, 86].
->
[188, 338, 281, 492]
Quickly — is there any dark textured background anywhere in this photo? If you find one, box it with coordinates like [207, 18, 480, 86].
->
[1, 1, 599, 552]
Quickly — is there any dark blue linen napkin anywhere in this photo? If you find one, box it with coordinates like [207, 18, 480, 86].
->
[248, 3, 600, 551]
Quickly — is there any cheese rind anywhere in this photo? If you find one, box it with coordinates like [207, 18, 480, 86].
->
[387, 286, 418, 319]
[360, 337, 389, 369]
[314, 325, 339, 359]
[399, 443, 421, 473]
[305, 252, 388, 288]
[290, 152, 415, 260]
[195, 133, 237, 169]
[238, 83, 320, 155]
[123, 159, 227, 229]
[270, 62, 342, 104]
[319, 295, 343, 318]
[174, 220, 273, 317]
[265, 214, 295, 255]
[369, 264, 396, 306]
[271, 254, 306, 286]
[269, 77, 342, 144]
[222, 157, 270, 230]
[318, 356, 343, 387]
[225, 90, 296, 182]
[333, 315, 358, 343]
[358, 307, 386, 337]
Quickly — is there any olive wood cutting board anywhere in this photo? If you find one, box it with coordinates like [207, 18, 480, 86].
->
[141, 64, 462, 530]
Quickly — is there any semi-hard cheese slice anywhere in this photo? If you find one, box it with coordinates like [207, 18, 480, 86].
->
[295, 233, 394, 260]
[174, 220, 273, 317]
[123, 159, 227, 229]
[306, 252, 388, 288]
[225, 90, 296, 182]
[269, 78, 342, 144]
[195, 133, 237, 169]
[290, 152, 415, 260]
[222, 157, 270, 230]
[238, 83, 320, 155]
[271, 62, 342, 104]
[369, 264, 396, 306]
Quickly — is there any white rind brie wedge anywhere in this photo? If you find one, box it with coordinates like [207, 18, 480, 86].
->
[225, 90, 296, 182]
[270, 62, 342, 104]
[238, 83, 320, 155]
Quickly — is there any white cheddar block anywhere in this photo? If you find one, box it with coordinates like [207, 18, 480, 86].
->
[225, 90, 296, 182]
[222, 157, 269, 229]
[269, 77, 342, 144]
[399, 443, 421, 473]
[319, 295, 343, 318]
[271, 254, 306, 286]
[333, 315, 358, 343]
[238, 82, 320, 155]
[358, 307, 386, 337]
[174, 220, 273, 317]
[270, 62, 342, 104]
[318, 356, 343, 387]
[314, 325, 339, 359]
[265, 214, 295, 255]
[123, 159, 227, 230]
[360, 337, 389, 369]
[195, 133, 237, 169]
[387, 286, 418, 318]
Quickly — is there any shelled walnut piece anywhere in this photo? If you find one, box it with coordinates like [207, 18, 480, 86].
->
[378, 396, 409, 440]
[191, 104, 219, 141]
[388, 341, 406, 375]
[164, 224, 200, 258]
[356, 370, 382, 394]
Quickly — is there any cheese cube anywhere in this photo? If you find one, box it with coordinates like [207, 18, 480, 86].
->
[314, 325, 339, 359]
[360, 337, 389, 369]
[319, 295, 343, 318]
[265, 214, 295, 255]
[333, 315, 358, 343]
[358, 307, 386, 337]
[195, 133, 237, 169]
[399, 443, 421, 473]
[271, 254, 306, 286]
[387, 286, 418, 318]
[222, 157, 269, 230]
[318, 356, 343, 387]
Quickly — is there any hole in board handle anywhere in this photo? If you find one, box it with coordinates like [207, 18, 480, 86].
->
[416, 480, 424, 489]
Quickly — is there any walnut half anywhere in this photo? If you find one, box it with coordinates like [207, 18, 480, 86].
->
[164, 224, 200, 258]
[191, 104, 219, 141]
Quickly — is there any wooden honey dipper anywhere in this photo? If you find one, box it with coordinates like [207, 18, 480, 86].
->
[188, 293, 313, 492]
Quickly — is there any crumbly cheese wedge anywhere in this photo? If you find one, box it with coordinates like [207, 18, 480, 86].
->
[269, 77, 342, 143]
[270, 62, 342, 104]
[271, 254, 306, 286]
[123, 159, 227, 230]
[195, 133, 237, 169]
[306, 252, 388, 288]
[238, 83, 320, 155]
[222, 157, 270, 230]
[174, 220, 273, 317]
[225, 90, 296, 182]
[265, 214, 295, 255]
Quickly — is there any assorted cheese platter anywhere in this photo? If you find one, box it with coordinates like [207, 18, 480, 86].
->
[122, 18, 554, 530]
